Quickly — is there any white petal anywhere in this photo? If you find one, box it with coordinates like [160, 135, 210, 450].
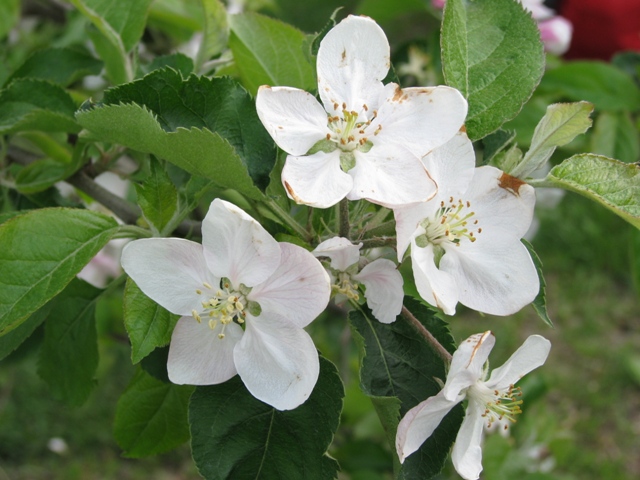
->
[443, 332, 495, 401]
[234, 313, 320, 410]
[347, 146, 436, 207]
[202, 199, 281, 288]
[392, 202, 438, 261]
[486, 335, 551, 391]
[281, 151, 352, 208]
[249, 243, 331, 328]
[422, 131, 476, 202]
[395, 391, 459, 463]
[256, 86, 330, 156]
[353, 259, 403, 324]
[451, 403, 485, 480]
[464, 166, 536, 241]
[372, 85, 468, 158]
[167, 316, 243, 385]
[411, 243, 459, 316]
[440, 239, 539, 316]
[317, 15, 389, 116]
[121, 238, 217, 316]
[313, 236, 362, 271]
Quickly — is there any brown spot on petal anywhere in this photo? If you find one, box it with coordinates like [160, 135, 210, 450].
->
[392, 86, 404, 102]
[466, 331, 492, 368]
[459, 125, 467, 133]
[341, 49, 347, 61]
[499, 172, 526, 197]
[284, 180, 303, 204]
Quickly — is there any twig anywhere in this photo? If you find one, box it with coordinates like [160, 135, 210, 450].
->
[339, 197, 350, 239]
[401, 305, 452, 363]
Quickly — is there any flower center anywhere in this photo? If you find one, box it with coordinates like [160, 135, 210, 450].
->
[331, 271, 360, 301]
[192, 279, 257, 340]
[468, 382, 523, 431]
[415, 197, 481, 251]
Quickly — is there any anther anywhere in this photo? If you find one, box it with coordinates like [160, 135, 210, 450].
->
[192, 310, 202, 323]
[203, 282, 213, 290]
[195, 289, 202, 295]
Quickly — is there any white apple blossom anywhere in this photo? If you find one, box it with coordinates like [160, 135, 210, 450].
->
[312, 237, 403, 323]
[121, 199, 330, 411]
[394, 132, 539, 316]
[256, 15, 467, 209]
[396, 331, 551, 480]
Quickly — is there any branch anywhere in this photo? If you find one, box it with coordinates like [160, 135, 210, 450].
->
[338, 197, 350, 239]
[401, 305, 453, 364]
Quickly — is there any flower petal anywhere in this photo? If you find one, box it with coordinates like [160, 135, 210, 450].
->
[234, 313, 320, 410]
[464, 166, 536, 241]
[443, 331, 495, 402]
[411, 243, 459, 316]
[395, 391, 459, 463]
[281, 151, 353, 208]
[202, 199, 281, 288]
[248, 243, 331, 328]
[393, 202, 439, 261]
[440, 239, 539, 316]
[167, 316, 243, 385]
[313, 236, 362, 271]
[451, 402, 485, 480]
[317, 15, 389, 117]
[353, 258, 403, 324]
[347, 145, 436, 207]
[422, 131, 476, 203]
[372, 85, 468, 158]
[256, 86, 330, 155]
[486, 335, 551, 391]
[121, 238, 218, 316]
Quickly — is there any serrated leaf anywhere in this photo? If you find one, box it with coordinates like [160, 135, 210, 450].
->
[145, 53, 194, 77]
[349, 298, 463, 479]
[228, 12, 316, 95]
[0, 302, 51, 361]
[190, 356, 343, 480]
[7, 47, 102, 87]
[37, 278, 101, 406]
[511, 102, 594, 178]
[522, 239, 552, 327]
[546, 154, 640, 228]
[441, 0, 545, 140]
[77, 70, 275, 193]
[0, 78, 79, 134]
[134, 158, 178, 234]
[0, 208, 119, 334]
[195, 0, 229, 71]
[591, 111, 640, 163]
[540, 61, 640, 112]
[124, 279, 179, 364]
[114, 368, 193, 457]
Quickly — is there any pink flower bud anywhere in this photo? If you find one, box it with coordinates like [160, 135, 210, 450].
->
[538, 16, 573, 55]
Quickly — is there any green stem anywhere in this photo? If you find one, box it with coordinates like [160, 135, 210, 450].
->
[339, 198, 350, 239]
[401, 305, 452, 364]
[526, 177, 557, 188]
[114, 225, 153, 239]
[264, 197, 311, 242]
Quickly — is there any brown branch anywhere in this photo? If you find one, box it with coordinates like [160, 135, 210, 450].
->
[401, 305, 453, 363]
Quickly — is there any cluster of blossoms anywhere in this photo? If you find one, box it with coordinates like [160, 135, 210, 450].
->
[122, 14, 550, 480]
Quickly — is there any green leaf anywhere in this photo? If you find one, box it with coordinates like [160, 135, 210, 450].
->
[15, 158, 71, 194]
[511, 102, 594, 178]
[0, 78, 79, 134]
[0, 303, 51, 361]
[228, 12, 316, 95]
[190, 356, 344, 480]
[539, 61, 640, 112]
[441, 0, 545, 140]
[0, 208, 119, 334]
[145, 53, 194, 77]
[349, 298, 463, 478]
[7, 47, 103, 87]
[37, 279, 101, 406]
[77, 70, 275, 194]
[631, 228, 640, 297]
[123, 279, 179, 364]
[590, 111, 640, 163]
[546, 154, 640, 228]
[134, 158, 178, 234]
[482, 129, 516, 166]
[195, 0, 229, 71]
[114, 368, 194, 457]
[0, 0, 19, 41]
[522, 239, 552, 327]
